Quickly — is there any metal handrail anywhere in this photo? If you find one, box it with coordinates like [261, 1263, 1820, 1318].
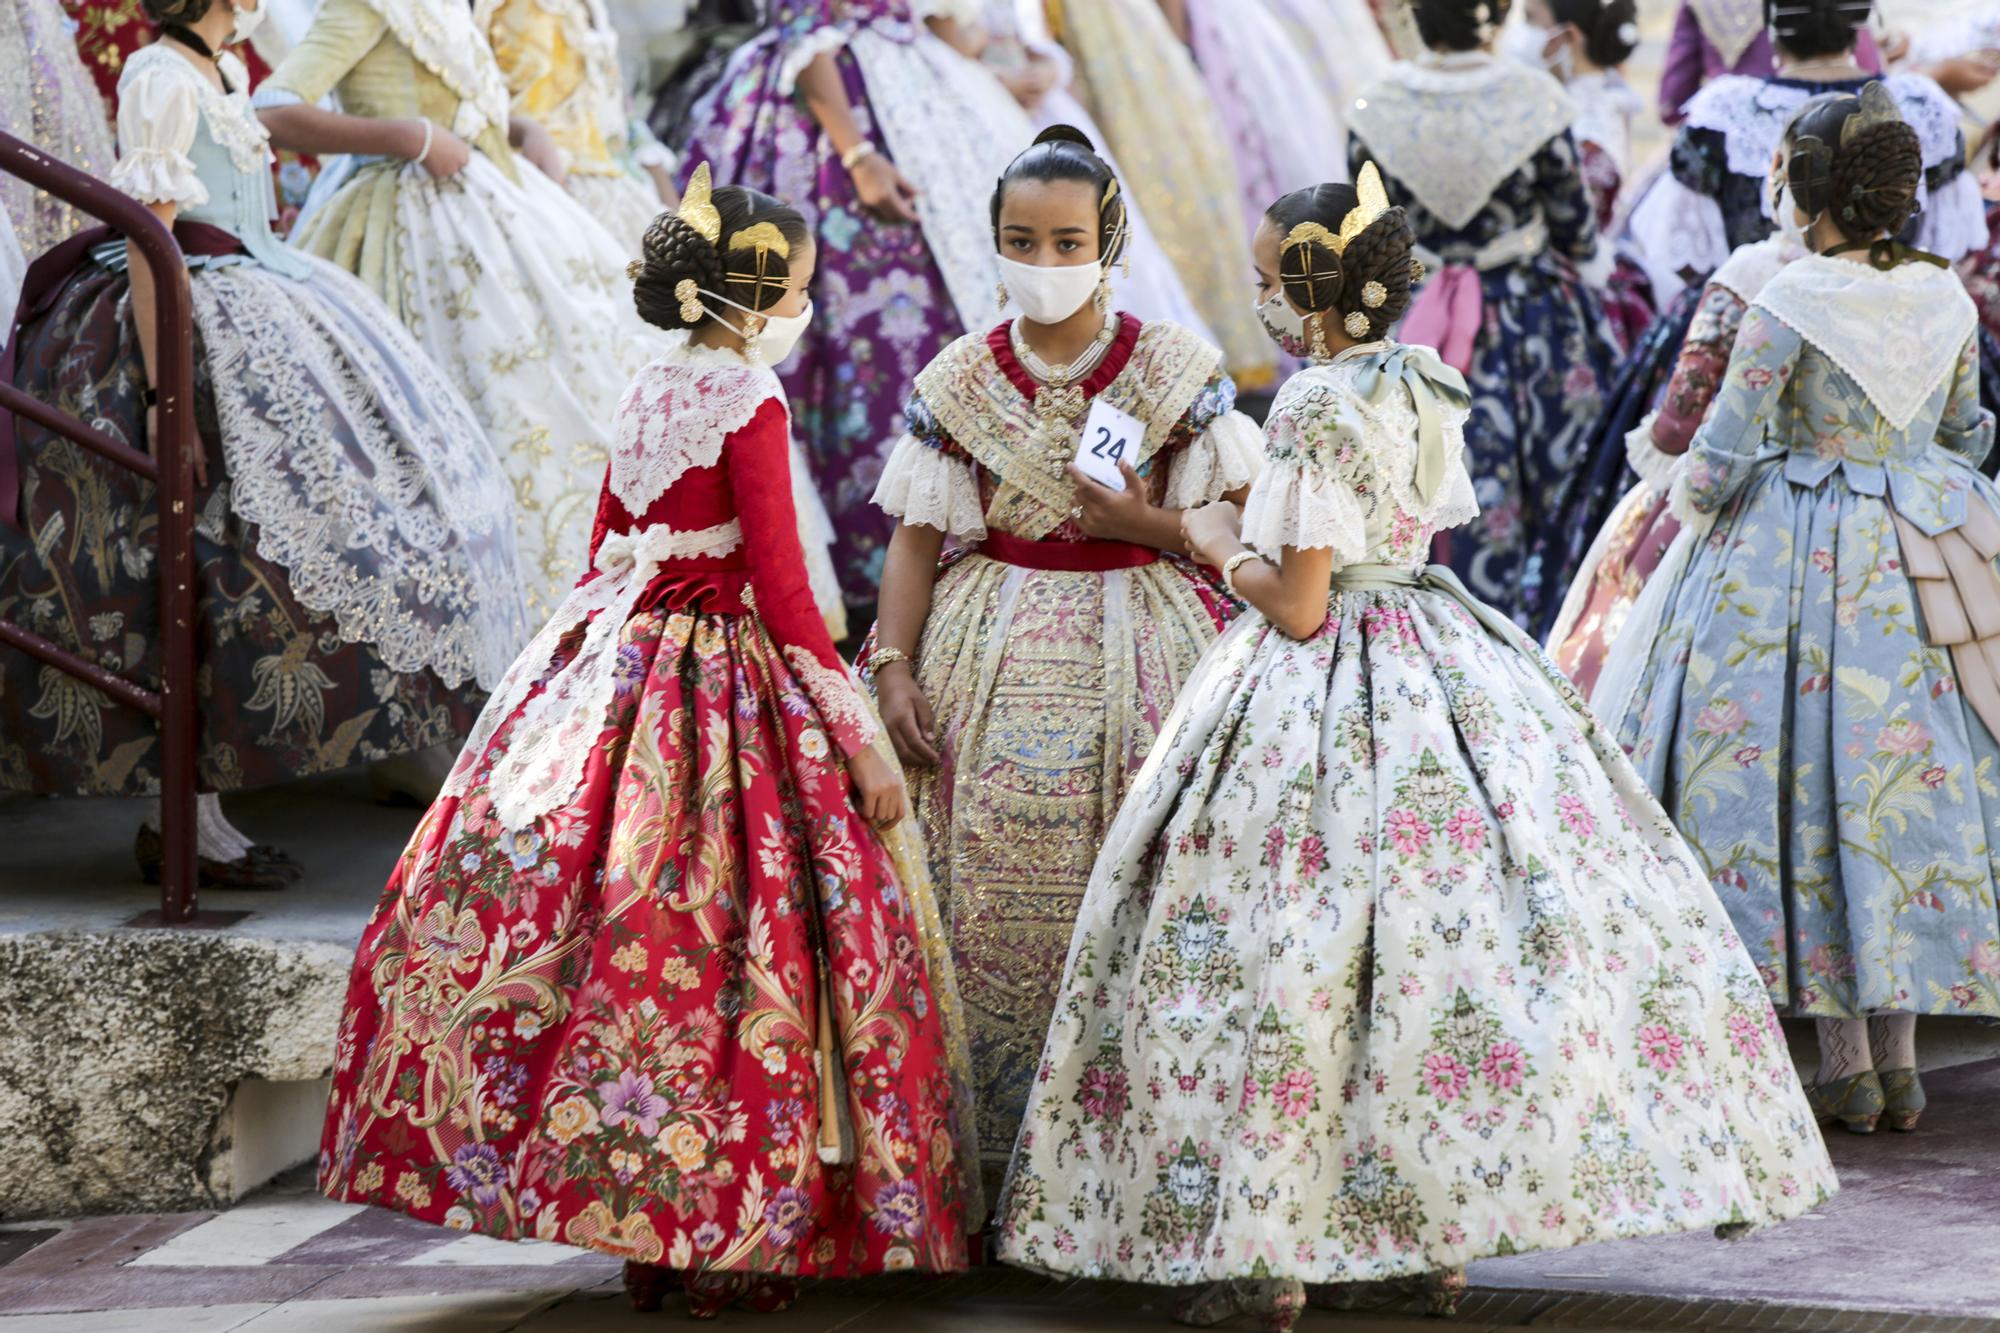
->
[0, 130, 199, 922]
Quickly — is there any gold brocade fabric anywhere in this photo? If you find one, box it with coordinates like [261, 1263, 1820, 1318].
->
[2, 0, 116, 256]
[910, 554, 1221, 1203]
[1048, 0, 1275, 384]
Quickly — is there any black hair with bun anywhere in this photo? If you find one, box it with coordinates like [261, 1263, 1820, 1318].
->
[1412, 0, 1511, 52]
[1263, 173, 1417, 344]
[1786, 83, 1923, 242]
[1549, 0, 1639, 67]
[989, 125, 1129, 266]
[1765, 0, 1872, 60]
[631, 182, 809, 333]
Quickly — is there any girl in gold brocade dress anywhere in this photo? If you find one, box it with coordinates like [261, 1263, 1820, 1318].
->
[864, 129, 1263, 1205]
[253, 0, 665, 614]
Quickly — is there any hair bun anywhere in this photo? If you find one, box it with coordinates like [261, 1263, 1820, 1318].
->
[1031, 124, 1097, 153]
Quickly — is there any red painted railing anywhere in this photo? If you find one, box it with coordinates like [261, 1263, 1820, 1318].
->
[0, 129, 200, 922]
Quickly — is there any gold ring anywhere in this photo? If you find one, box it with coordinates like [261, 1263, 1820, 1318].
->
[1069, 505, 1084, 520]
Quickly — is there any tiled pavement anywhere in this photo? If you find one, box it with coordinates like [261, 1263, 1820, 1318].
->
[6, 1057, 2000, 1333]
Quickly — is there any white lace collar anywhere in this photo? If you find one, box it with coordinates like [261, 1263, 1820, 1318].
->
[356, 0, 512, 140]
[121, 45, 272, 176]
[1350, 59, 1574, 229]
[1752, 254, 1976, 430]
[1689, 0, 1764, 65]
[607, 330, 788, 513]
[1683, 73, 1957, 182]
[1707, 234, 1801, 305]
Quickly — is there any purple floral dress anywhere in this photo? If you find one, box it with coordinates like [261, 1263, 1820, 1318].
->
[680, 0, 962, 603]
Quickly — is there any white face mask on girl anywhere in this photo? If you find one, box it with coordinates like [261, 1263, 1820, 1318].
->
[1772, 182, 1810, 253]
[229, 0, 265, 45]
[704, 290, 814, 366]
[998, 255, 1103, 325]
[1499, 19, 1572, 78]
[1254, 291, 1315, 360]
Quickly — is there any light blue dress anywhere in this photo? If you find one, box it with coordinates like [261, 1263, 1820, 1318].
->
[1606, 252, 2000, 1019]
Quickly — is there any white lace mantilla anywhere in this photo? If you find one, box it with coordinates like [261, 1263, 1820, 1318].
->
[1688, 0, 1764, 65]
[444, 518, 745, 832]
[1687, 73, 1960, 181]
[1349, 59, 1574, 229]
[1753, 255, 1977, 431]
[114, 47, 273, 190]
[358, 0, 513, 140]
[609, 332, 786, 514]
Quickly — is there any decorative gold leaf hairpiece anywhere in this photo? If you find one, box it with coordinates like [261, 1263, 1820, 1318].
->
[1280, 162, 1394, 263]
[677, 162, 722, 245]
[728, 221, 791, 261]
[1840, 80, 1902, 146]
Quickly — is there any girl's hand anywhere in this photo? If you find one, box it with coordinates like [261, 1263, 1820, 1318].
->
[846, 745, 908, 829]
[420, 125, 472, 179]
[849, 152, 921, 223]
[875, 664, 940, 767]
[1181, 499, 1243, 568]
[1066, 460, 1151, 540]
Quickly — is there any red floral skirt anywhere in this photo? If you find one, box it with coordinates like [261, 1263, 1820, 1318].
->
[319, 600, 968, 1276]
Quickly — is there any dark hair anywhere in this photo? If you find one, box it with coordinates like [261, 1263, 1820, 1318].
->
[1412, 0, 1511, 52]
[989, 125, 1129, 266]
[632, 184, 809, 332]
[1789, 89, 1922, 240]
[140, 0, 211, 23]
[1264, 180, 1417, 342]
[1549, 0, 1638, 66]
[1765, 0, 1871, 60]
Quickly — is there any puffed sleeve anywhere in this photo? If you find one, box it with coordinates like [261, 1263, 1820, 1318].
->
[1645, 281, 1746, 459]
[1532, 131, 1600, 265]
[729, 397, 879, 759]
[1239, 383, 1371, 565]
[870, 390, 987, 541]
[1936, 334, 1996, 470]
[111, 59, 205, 208]
[258, 0, 391, 107]
[1160, 370, 1263, 509]
[1675, 306, 1801, 516]
[767, 2, 857, 95]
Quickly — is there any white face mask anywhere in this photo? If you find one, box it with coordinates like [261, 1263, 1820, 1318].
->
[999, 254, 1102, 325]
[228, 0, 265, 45]
[704, 290, 813, 366]
[1772, 182, 1809, 255]
[1499, 18, 1571, 78]
[1254, 291, 1315, 359]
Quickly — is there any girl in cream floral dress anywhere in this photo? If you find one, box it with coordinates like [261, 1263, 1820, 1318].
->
[996, 170, 1834, 1331]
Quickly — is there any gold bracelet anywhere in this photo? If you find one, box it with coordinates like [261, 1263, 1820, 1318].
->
[840, 141, 880, 171]
[869, 646, 915, 672]
[1221, 549, 1262, 597]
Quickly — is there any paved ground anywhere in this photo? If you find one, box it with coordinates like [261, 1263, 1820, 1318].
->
[4, 1057, 2000, 1332]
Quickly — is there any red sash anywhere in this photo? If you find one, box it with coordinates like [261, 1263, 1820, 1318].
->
[978, 529, 1158, 572]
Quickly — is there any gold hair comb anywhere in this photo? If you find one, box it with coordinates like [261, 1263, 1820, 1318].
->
[677, 162, 721, 245]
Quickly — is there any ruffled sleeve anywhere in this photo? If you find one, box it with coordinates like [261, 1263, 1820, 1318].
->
[1239, 387, 1370, 564]
[772, 11, 856, 96]
[870, 391, 987, 540]
[1161, 371, 1262, 509]
[111, 56, 206, 208]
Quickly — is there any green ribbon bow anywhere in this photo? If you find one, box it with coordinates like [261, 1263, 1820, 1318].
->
[1347, 343, 1471, 506]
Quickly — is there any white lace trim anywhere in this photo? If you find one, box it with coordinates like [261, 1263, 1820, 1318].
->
[1688, 0, 1764, 66]
[115, 47, 273, 187]
[1753, 255, 1977, 431]
[1707, 234, 1797, 305]
[1917, 171, 1987, 266]
[608, 331, 787, 514]
[1628, 173, 1728, 302]
[1350, 59, 1574, 229]
[1687, 73, 1961, 183]
[1240, 456, 1370, 560]
[192, 261, 531, 690]
[111, 149, 208, 210]
[1162, 409, 1263, 510]
[356, 0, 513, 140]
[782, 645, 880, 751]
[872, 432, 987, 540]
[1623, 410, 1685, 491]
[849, 26, 1019, 332]
[449, 518, 744, 833]
[777, 25, 853, 97]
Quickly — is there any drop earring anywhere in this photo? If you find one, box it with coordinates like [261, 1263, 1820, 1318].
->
[1309, 312, 1330, 361]
[996, 279, 1008, 311]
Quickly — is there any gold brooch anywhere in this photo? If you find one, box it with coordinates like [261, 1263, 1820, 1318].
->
[1361, 280, 1387, 309]
[1344, 311, 1372, 338]
[675, 278, 702, 324]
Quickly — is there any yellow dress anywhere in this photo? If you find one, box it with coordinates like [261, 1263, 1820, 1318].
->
[258, 0, 666, 615]
[1044, 0, 1274, 386]
[476, 0, 669, 251]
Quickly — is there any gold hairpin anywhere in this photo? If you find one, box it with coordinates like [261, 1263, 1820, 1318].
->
[1336, 161, 1391, 253]
[728, 221, 791, 261]
[675, 278, 701, 324]
[677, 162, 721, 245]
[625, 259, 643, 280]
[1841, 80, 1901, 146]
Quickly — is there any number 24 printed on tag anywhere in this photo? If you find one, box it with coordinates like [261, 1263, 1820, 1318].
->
[1073, 400, 1144, 492]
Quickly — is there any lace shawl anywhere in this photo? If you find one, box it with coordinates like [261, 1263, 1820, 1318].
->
[608, 332, 787, 514]
[1348, 58, 1575, 229]
[1752, 255, 1977, 431]
[1688, 0, 1764, 65]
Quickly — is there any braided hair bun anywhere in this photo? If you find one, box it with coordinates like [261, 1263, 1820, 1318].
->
[1787, 84, 1922, 243]
[630, 179, 810, 334]
[990, 124, 1129, 266]
[1264, 174, 1417, 345]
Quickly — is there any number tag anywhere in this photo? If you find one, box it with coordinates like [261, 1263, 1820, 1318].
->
[1072, 399, 1144, 492]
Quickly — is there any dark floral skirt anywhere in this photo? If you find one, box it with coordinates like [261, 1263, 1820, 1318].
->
[0, 256, 481, 796]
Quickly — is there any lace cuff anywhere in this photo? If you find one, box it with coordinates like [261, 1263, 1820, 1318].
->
[1625, 411, 1685, 491]
[1163, 409, 1262, 509]
[1240, 457, 1368, 562]
[111, 148, 208, 208]
[777, 25, 853, 96]
[872, 432, 987, 539]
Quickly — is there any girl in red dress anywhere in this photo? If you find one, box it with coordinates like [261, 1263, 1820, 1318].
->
[317, 168, 974, 1318]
